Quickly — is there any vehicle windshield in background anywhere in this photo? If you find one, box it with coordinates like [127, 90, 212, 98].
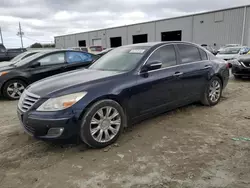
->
[14, 52, 47, 66]
[218, 47, 241, 54]
[89, 46, 149, 72]
[11, 52, 37, 62]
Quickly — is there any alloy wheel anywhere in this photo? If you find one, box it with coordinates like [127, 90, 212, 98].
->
[208, 80, 221, 103]
[90, 106, 121, 143]
[7, 82, 25, 99]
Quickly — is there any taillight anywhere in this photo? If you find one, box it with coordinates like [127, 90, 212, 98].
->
[226, 62, 232, 68]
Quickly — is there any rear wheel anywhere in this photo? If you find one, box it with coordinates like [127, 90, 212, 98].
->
[80, 99, 126, 148]
[2, 79, 27, 100]
[201, 77, 222, 106]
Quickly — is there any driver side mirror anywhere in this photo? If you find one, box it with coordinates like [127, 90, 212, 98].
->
[30, 62, 41, 68]
[140, 61, 162, 73]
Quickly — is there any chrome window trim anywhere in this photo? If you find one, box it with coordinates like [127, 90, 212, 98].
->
[240, 61, 250, 68]
[138, 42, 208, 75]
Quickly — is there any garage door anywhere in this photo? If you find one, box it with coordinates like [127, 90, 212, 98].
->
[92, 39, 102, 46]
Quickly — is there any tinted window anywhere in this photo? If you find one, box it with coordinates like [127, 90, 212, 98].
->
[177, 44, 202, 64]
[199, 49, 208, 60]
[66, 52, 93, 64]
[38, 53, 65, 66]
[147, 45, 176, 68]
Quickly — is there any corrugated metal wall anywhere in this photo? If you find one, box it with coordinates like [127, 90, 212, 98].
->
[55, 5, 250, 49]
[193, 7, 245, 47]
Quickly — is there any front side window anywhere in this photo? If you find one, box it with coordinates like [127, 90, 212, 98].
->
[147, 45, 177, 68]
[66, 52, 93, 64]
[38, 53, 65, 66]
[177, 44, 202, 64]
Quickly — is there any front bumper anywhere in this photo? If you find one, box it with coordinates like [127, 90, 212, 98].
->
[17, 108, 81, 139]
[232, 64, 250, 76]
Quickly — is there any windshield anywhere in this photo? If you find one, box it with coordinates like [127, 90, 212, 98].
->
[218, 47, 241, 55]
[14, 52, 47, 66]
[89, 46, 149, 71]
[11, 51, 37, 62]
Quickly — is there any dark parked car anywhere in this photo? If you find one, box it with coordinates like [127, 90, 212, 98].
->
[1, 50, 40, 64]
[229, 55, 250, 78]
[0, 50, 98, 99]
[0, 44, 26, 62]
[17, 42, 230, 148]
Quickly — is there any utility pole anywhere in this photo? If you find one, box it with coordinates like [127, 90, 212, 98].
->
[0, 27, 3, 44]
[17, 22, 24, 49]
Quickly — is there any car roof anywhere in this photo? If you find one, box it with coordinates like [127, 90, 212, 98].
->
[120, 41, 201, 49]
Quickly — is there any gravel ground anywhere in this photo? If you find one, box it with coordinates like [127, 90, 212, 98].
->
[0, 77, 250, 188]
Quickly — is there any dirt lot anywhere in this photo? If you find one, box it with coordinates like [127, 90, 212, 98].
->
[0, 77, 250, 188]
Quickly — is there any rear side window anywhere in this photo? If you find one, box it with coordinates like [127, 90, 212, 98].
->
[199, 49, 208, 60]
[147, 45, 177, 68]
[177, 44, 202, 64]
[66, 52, 93, 64]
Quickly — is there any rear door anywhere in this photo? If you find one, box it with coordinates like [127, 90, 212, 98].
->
[174, 43, 212, 102]
[65, 51, 97, 71]
[28, 52, 66, 82]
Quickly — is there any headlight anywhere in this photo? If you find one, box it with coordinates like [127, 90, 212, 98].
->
[37, 92, 87, 111]
[0, 71, 9, 76]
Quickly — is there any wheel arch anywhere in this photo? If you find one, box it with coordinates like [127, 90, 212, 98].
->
[213, 74, 223, 87]
[78, 94, 129, 126]
[1, 77, 29, 95]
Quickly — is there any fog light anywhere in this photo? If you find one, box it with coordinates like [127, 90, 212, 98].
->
[47, 128, 64, 137]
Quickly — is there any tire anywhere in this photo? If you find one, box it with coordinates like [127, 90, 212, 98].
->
[201, 76, 222, 106]
[80, 99, 126, 148]
[234, 75, 241, 79]
[2, 79, 27, 100]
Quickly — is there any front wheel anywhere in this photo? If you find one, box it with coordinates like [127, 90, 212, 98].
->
[2, 80, 27, 100]
[201, 77, 222, 106]
[80, 99, 126, 148]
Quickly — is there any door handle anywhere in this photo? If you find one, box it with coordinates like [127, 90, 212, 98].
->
[173, 72, 183, 76]
[203, 65, 212, 69]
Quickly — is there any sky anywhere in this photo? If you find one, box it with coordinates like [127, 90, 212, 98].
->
[0, 0, 249, 48]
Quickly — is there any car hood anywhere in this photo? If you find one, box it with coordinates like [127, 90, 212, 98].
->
[27, 69, 123, 97]
[0, 61, 15, 71]
[216, 54, 239, 60]
[238, 55, 250, 63]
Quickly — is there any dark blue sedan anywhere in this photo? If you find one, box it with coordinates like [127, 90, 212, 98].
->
[17, 42, 230, 148]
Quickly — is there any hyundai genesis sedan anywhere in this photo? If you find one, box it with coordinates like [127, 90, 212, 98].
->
[17, 42, 230, 148]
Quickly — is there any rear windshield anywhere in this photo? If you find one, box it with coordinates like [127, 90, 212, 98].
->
[218, 47, 241, 54]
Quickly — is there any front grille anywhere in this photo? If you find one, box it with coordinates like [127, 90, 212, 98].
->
[18, 90, 40, 112]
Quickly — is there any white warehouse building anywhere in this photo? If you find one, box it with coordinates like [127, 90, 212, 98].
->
[55, 4, 250, 49]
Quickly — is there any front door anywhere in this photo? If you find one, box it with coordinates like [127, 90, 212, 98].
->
[130, 44, 184, 116]
[28, 52, 66, 83]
